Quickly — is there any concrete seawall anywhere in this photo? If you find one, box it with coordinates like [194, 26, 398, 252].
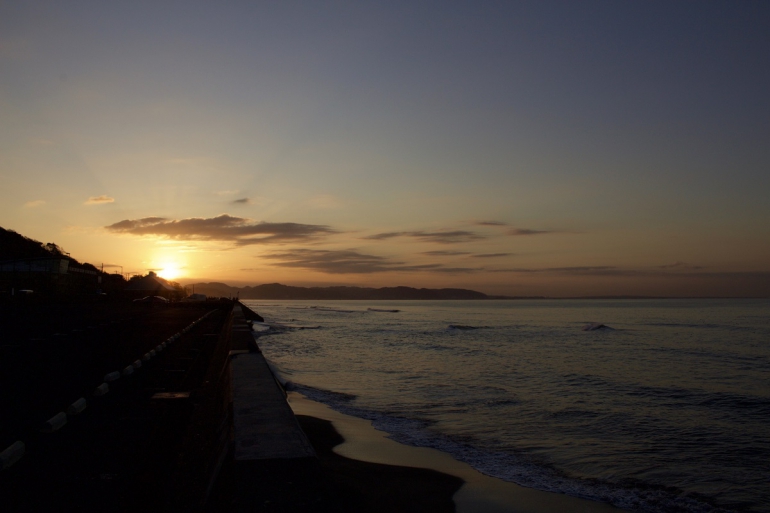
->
[160, 301, 320, 510]
[229, 302, 314, 464]
[213, 302, 328, 512]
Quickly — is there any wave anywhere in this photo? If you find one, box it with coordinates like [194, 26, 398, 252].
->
[643, 322, 756, 332]
[560, 373, 770, 420]
[645, 345, 770, 372]
[285, 305, 363, 313]
[292, 383, 726, 513]
[292, 383, 357, 403]
[251, 321, 322, 335]
[582, 322, 614, 331]
[368, 308, 401, 313]
[448, 324, 492, 330]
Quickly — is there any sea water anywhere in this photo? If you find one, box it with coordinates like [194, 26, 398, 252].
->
[244, 299, 770, 513]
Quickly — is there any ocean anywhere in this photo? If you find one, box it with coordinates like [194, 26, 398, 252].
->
[243, 299, 770, 513]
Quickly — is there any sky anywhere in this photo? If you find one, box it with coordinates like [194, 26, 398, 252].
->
[2, 0, 769, 297]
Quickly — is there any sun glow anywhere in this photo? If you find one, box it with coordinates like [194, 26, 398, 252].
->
[157, 262, 183, 281]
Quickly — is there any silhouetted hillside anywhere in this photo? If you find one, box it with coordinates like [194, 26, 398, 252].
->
[0, 226, 125, 296]
[190, 282, 489, 300]
[1, 226, 66, 261]
[0, 226, 101, 271]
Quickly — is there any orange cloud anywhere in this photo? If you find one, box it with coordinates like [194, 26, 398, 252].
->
[85, 195, 115, 205]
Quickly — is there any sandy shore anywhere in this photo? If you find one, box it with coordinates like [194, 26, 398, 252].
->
[288, 392, 624, 513]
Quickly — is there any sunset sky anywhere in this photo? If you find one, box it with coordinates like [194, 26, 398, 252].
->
[2, 1, 769, 297]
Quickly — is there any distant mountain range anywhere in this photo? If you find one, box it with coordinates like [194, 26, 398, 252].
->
[188, 282, 493, 300]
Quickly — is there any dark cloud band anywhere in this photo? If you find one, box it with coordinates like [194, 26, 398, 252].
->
[363, 230, 484, 244]
[105, 214, 336, 245]
[264, 249, 480, 274]
[471, 253, 513, 258]
[421, 250, 471, 256]
[509, 228, 552, 236]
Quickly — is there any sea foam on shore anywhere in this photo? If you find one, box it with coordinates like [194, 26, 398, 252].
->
[288, 392, 621, 513]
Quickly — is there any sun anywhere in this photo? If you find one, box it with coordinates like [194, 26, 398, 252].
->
[157, 262, 183, 281]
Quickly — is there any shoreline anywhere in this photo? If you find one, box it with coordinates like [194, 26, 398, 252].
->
[288, 392, 624, 513]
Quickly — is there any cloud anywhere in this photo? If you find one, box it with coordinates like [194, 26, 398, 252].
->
[471, 253, 513, 258]
[421, 250, 471, 256]
[411, 231, 486, 243]
[24, 200, 45, 208]
[232, 198, 251, 204]
[487, 266, 620, 274]
[490, 266, 622, 275]
[426, 267, 480, 274]
[265, 249, 432, 274]
[509, 228, 551, 236]
[85, 195, 115, 205]
[263, 249, 481, 274]
[658, 262, 704, 270]
[488, 265, 760, 279]
[364, 230, 485, 244]
[105, 214, 337, 245]
[363, 232, 405, 240]
[475, 220, 508, 226]
[490, 267, 770, 294]
[541, 266, 617, 273]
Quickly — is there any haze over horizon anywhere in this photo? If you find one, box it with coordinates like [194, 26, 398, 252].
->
[2, 1, 769, 297]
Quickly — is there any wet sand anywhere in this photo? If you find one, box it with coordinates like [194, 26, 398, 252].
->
[289, 392, 624, 513]
[296, 415, 462, 512]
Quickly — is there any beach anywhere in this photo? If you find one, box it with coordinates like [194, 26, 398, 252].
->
[289, 392, 622, 513]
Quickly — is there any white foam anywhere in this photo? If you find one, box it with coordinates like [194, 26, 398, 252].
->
[294, 383, 721, 513]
